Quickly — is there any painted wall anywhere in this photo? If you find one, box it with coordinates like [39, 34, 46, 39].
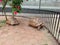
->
[0, 0, 60, 9]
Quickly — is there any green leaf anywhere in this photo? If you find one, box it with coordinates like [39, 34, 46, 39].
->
[12, 0, 23, 13]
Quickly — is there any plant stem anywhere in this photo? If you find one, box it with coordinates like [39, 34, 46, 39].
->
[4, 9, 8, 21]
[2, 0, 8, 21]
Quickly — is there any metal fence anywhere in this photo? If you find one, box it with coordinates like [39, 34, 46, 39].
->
[40, 12, 60, 45]
[50, 13, 60, 44]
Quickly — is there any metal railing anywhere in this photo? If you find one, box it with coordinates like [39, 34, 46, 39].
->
[40, 11, 60, 45]
[49, 13, 60, 44]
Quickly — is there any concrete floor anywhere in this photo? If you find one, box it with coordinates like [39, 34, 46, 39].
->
[0, 16, 58, 45]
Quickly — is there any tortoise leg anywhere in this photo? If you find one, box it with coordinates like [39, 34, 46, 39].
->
[37, 26, 41, 30]
[37, 25, 44, 31]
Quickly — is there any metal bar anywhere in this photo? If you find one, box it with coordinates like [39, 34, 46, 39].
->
[52, 14, 55, 35]
[53, 14, 57, 36]
[55, 14, 60, 38]
[54, 14, 59, 37]
[56, 14, 60, 39]
[39, 0, 41, 9]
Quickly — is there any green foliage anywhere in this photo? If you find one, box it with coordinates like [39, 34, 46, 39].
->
[2, 0, 23, 14]
[0, 20, 6, 27]
[12, 0, 23, 6]
[0, 20, 6, 23]
[12, 0, 23, 13]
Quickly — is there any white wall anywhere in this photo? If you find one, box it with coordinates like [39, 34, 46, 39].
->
[0, 0, 60, 9]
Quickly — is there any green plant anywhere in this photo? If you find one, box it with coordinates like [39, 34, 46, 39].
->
[12, 0, 23, 13]
[1, 0, 23, 25]
[2, 0, 23, 17]
[0, 20, 6, 27]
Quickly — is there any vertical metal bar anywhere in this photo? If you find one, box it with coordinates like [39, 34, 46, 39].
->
[52, 13, 55, 35]
[54, 14, 59, 37]
[58, 30, 60, 44]
[50, 14, 53, 34]
[52, 13, 54, 34]
[53, 14, 57, 36]
[46, 14, 48, 28]
[57, 15, 60, 43]
[48, 14, 50, 31]
[52, 14, 56, 35]
[55, 14, 59, 38]
[49, 14, 51, 32]
[56, 15, 60, 39]
[39, 0, 41, 10]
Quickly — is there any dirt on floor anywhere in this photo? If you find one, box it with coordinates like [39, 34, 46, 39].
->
[0, 16, 58, 45]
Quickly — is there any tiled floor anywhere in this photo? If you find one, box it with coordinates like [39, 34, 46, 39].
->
[0, 16, 58, 45]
